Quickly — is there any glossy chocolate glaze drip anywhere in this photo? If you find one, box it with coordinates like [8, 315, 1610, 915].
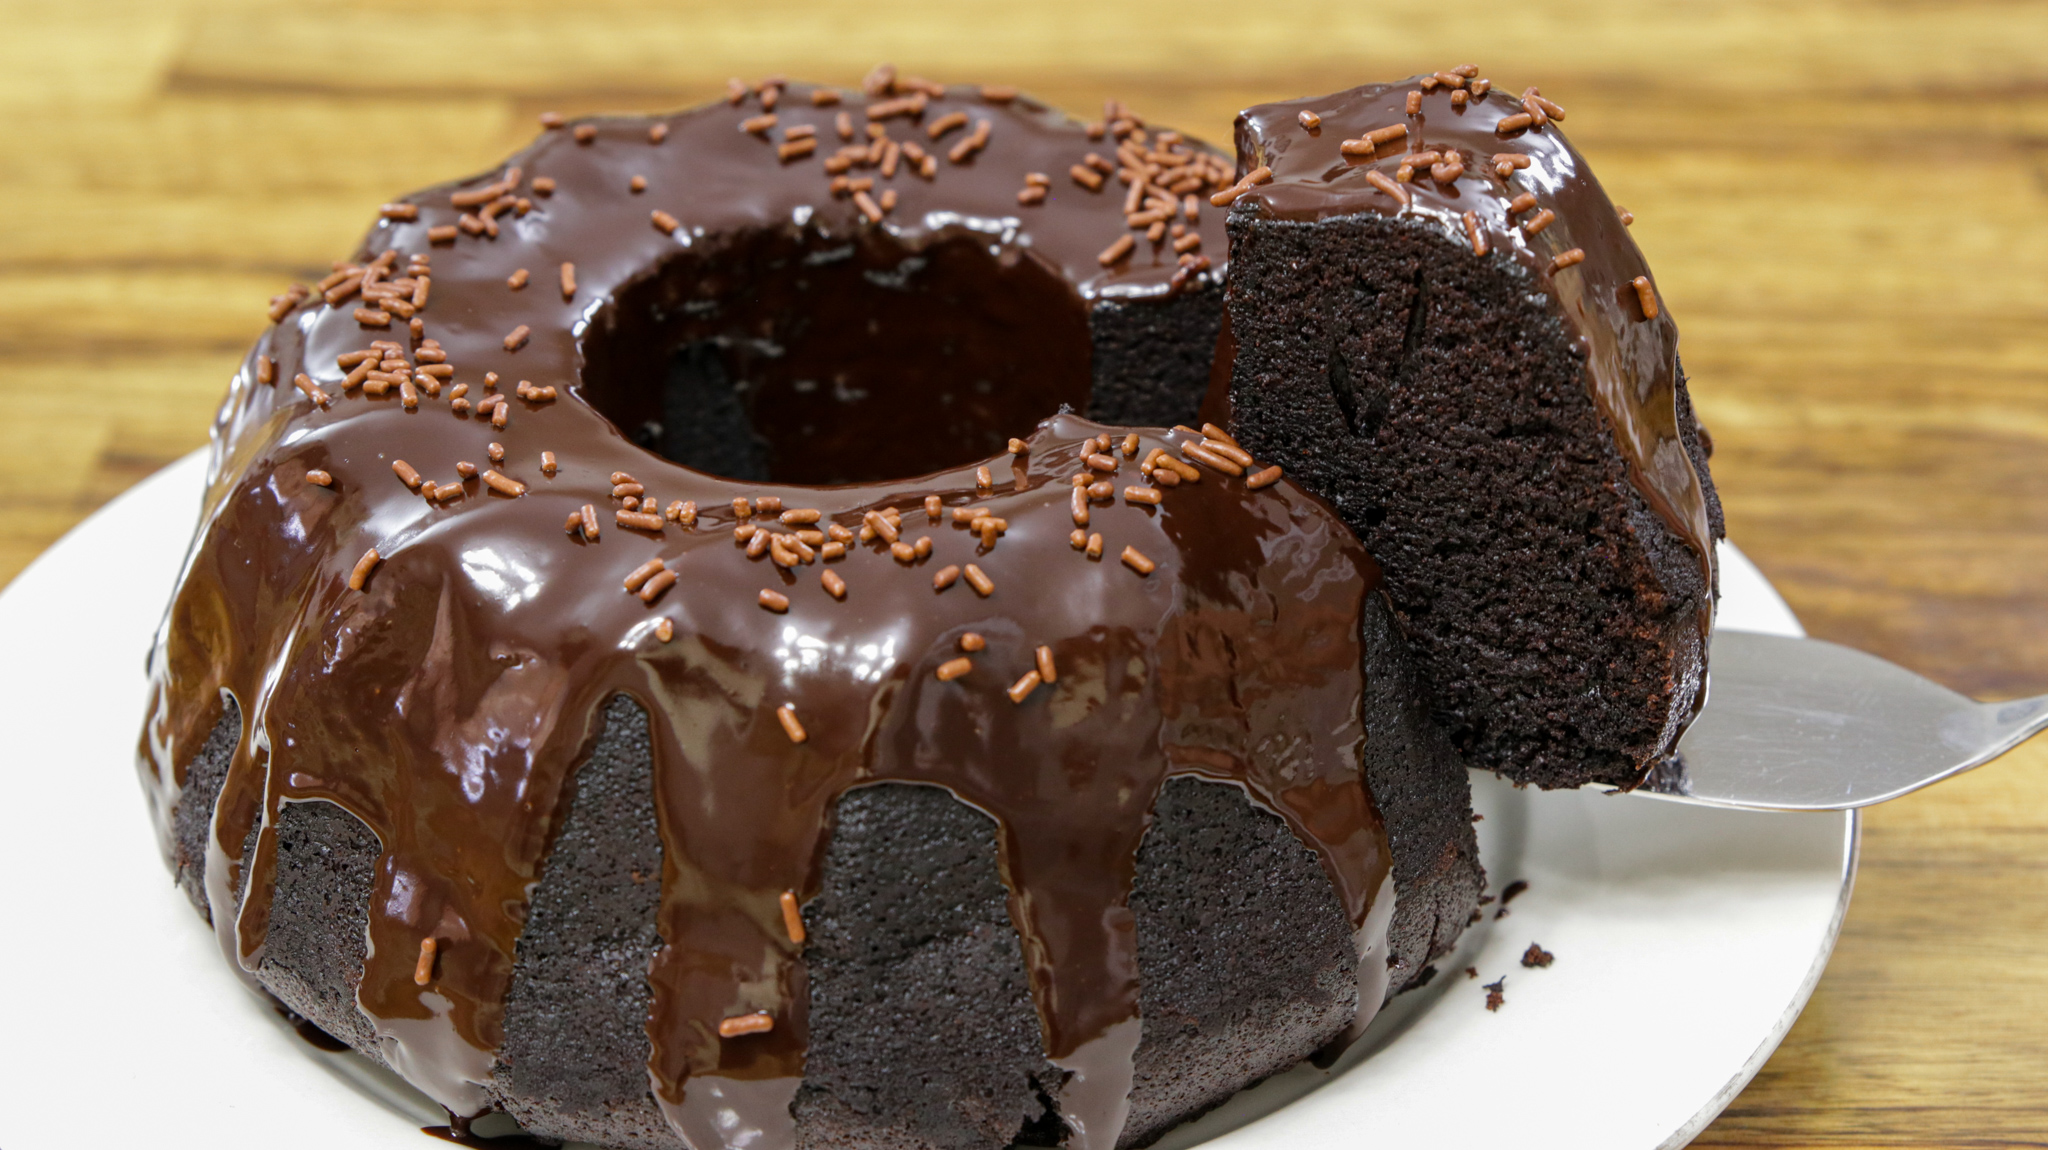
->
[1228, 77, 1716, 624]
[137, 81, 1380, 1150]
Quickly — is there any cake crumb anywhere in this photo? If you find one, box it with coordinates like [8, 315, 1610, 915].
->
[1521, 943, 1555, 969]
[1501, 879, 1530, 904]
[1464, 966, 1479, 979]
[1483, 976, 1506, 1011]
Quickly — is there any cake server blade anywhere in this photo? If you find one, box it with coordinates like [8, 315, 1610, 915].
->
[1627, 629, 2047, 811]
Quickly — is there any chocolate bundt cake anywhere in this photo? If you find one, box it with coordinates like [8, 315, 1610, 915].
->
[1212, 74, 1724, 789]
[139, 64, 1714, 1150]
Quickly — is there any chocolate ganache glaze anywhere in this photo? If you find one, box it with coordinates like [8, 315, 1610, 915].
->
[138, 75, 1390, 1150]
[1225, 75, 1716, 623]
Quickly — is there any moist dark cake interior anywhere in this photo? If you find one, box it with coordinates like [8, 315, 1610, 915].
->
[1216, 76, 1723, 790]
[140, 64, 1722, 1150]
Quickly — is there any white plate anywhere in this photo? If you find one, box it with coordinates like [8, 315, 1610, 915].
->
[0, 452, 1855, 1150]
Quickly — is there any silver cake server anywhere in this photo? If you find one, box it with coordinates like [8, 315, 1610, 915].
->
[1621, 629, 2046, 811]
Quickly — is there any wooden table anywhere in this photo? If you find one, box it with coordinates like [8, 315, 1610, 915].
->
[4, 1, 2042, 1144]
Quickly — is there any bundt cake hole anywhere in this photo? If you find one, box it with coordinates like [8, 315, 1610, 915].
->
[578, 227, 1093, 486]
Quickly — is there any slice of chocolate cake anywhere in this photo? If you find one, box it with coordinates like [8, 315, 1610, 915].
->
[1214, 72, 1725, 790]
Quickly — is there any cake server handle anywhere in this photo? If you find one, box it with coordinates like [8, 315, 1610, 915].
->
[1625, 629, 2048, 811]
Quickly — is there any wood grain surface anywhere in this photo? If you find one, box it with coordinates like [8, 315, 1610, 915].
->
[3, 1, 2043, 1144]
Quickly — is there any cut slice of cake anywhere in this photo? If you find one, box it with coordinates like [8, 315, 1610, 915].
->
[1214, 73, 1725, 790]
